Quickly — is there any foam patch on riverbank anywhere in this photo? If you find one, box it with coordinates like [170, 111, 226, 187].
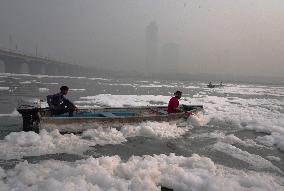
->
[0, 153, 283, 191]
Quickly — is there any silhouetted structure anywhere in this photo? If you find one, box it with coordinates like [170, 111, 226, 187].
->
[0, 48, 98, 76]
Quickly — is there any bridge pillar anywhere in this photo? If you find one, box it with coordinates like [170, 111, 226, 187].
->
[40, 64, 46, 74]
[20, 63, 29, 74]
[0, 60, 5, 73]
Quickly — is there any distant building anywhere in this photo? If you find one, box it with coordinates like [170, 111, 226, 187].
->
[160, 43, 180, 74]
[145, 21, 158, 73]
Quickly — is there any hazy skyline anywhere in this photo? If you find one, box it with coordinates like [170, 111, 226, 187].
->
[0, 0, 284, 78]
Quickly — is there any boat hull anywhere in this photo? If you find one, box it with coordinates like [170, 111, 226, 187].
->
[18, 105, 203, 133]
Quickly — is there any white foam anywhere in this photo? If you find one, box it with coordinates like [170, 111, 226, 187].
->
[139, 84, 177, 88]
[201, 95, 284, 138]
[19, 81, 32, 84]
[106, 83, 137, 87]
[88, 77, 112, 81]
[0, 121, 190, 160]
[0, 109, 20, 117]
[0, 154, 283, 191]
[183, 85, 200, 89]
[214, 84, 284, 97]
[256, 133, 284, 151]
[120, 121, 188, 138]
[188, 111, 209, 127]
[41, 82, 59, 85]
[38, 88, 49, 92]
[0, 87, 9, 90]
[266, 155, 281, 162]
[69, 88, 86, 92]
[213, 142, 282, 173]
[0, 130, 99, 160]
[196, 132, 264, 148]
[81, 127, 127, 145]
[136, 80, 149, 83]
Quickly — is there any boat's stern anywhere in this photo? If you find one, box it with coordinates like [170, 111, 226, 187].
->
[17, 104, 41, 133]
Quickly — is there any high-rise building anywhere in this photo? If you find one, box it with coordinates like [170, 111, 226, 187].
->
[145, 21, 158, 73]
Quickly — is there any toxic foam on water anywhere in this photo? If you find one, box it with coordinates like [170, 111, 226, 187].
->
[120, 121, 188, 138]
[197, 95, 284, 150]
[0, 153, 283, 191]
[0, 120, 192, 160]
[213, 142, 282, 173]
[214, 84, 284, 97]
[0, 130, 93, 160]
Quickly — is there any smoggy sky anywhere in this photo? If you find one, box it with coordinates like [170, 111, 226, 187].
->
[0, 0, 284, 77]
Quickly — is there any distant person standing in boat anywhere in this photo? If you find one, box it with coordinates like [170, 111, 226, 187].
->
[168, 91, 182, 113]
[47, 86, 77, 116]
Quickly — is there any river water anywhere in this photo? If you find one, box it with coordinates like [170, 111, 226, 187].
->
[0, 73, 283, 191]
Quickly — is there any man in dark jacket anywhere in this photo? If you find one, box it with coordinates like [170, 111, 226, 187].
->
[47, 86, 77, 116]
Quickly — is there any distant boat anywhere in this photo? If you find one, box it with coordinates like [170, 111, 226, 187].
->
[207, 82, 224, 88]
[17, 104, 204, 133]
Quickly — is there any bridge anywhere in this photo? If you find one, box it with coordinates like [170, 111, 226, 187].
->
[0, 48, 91, 76]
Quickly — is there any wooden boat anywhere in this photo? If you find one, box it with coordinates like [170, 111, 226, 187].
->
[17, 104, 203, 133]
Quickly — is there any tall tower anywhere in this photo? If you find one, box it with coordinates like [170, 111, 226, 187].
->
[145, 21, 158, 73]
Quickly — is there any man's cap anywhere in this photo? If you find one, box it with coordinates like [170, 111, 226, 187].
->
[60, 86, 69, 91]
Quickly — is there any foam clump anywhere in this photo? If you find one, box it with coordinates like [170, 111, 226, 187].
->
[0, 130, 92, 160]
[213, 142, 282, 173]
[0, 121, 192, 160]
[120, 121, 188, 138]
[81, 127, 127, 145]
[188, 111, 209, 127]
[256, 133, 284, 151]
[0, 154, 283, 191]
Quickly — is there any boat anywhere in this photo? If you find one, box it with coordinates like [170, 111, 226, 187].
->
[17, 104, 204, 133]
[207, 82, 225, 88]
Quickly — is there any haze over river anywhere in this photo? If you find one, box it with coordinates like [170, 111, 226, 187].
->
[0, 73, 283, 190]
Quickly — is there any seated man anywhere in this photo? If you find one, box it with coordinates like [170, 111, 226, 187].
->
[47, 86, 77, 116]
[168, 91, 182, 113]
